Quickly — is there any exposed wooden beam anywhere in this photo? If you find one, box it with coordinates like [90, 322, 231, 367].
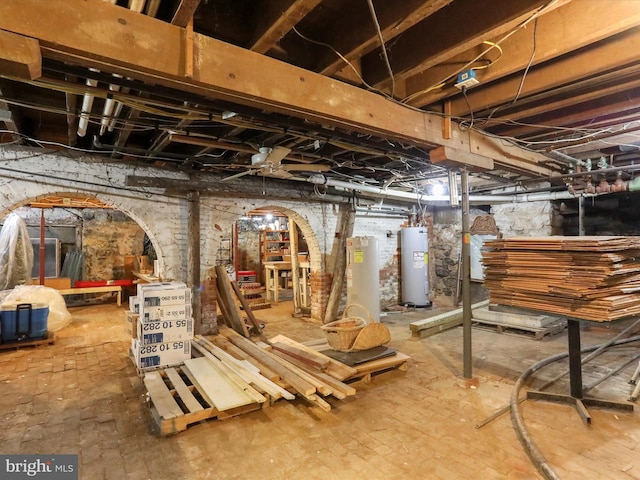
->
[0, 0, 553, 175]
[361, 0, 549, 88]
[406, 0, 640, 108]
[171, 0, 201, 28]
[0, 28, 41, 79]
[488, 77, 640, 140]
[250, 0, 321, 55]
[430, 145, 494, 171]
[316, 0, 453, 76]
[449, 27, 640, 118]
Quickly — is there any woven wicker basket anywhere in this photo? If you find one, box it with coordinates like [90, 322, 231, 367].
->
[321, 304, 369, 351]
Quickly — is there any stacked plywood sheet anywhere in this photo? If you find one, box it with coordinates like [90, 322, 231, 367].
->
[482, 236, 640, 322]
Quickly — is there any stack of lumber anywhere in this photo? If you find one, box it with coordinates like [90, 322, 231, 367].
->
[214, 327, 358, 411]
[143, 327, 412, 434]
[483, 236, 640, 322]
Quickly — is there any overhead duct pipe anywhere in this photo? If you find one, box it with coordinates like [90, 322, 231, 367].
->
[77, 68, 100, 137]
[99, 74, 122, 135]
[307, 176, 587, 205]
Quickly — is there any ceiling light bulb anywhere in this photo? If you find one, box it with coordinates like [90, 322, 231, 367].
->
[432, 184, 445, 196]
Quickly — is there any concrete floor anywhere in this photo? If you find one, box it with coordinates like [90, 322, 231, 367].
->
[1, 299, 640, 479]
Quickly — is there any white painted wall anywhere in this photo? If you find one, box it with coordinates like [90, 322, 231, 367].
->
[0, 147, 410, 319]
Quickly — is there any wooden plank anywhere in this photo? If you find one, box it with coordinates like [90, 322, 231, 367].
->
[183, 357, 257, 411]
[194, 336, 294, 400]
[271, 352, 356, 400]
[410, 300, 490, 332]
[230, 281, 264, 336]
[215, 265, 249, 337]
[271, 342, 330, 370]
[164, 367, 203, 413]
[270, 351, 333, 397]
[0, 0, 553, 176]
[190, 340, 267, 404]
[269, 334, 358, 381]
[171, 0, 201, 28]
[143, 371, 184, 420]
[483, 236, 640, 322]
[351, 352, 411, 378]
[220, 327, 316, 396]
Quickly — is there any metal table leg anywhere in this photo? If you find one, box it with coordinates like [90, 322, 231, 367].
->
[526, 318, 633, 425]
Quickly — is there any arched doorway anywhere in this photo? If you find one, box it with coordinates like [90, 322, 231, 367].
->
[0, 192, 164, 291]
[234, 205, 321, 319]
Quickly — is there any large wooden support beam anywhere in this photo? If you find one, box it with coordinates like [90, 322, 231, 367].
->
[0, 0, 552, 175]
[0, 29, 41, 79]
[406, 0, 640, 108]
[430, 146, 494, 172]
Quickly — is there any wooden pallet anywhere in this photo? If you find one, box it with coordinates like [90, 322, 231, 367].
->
[144, 366, 264, 436]
[0, 332, 56, 351]
[472, 318, 567, 340]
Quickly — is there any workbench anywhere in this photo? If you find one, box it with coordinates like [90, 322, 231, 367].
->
[264, 261, 310, 305]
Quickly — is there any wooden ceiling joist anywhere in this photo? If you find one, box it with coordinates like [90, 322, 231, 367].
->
[405, 0, 640, 108]
[0, 0, 553, 177]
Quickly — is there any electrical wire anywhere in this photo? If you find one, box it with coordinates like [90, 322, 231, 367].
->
[366, 0, 395, 97]
[401, 40, 503, 104]
[400, 0, 558, 105]
[291, 26, 394, 101]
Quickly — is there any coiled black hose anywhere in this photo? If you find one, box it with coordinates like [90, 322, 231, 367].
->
[510, 335, 640, 480]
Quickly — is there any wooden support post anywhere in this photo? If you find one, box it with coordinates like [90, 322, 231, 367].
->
[187, 191, 201, 333]
[289, 219, 301, 314]
[323, 205, 356, 324]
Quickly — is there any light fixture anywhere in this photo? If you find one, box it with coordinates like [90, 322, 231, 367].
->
[431, 183, 445, 196]
[265, 213, 274, 221]
[222, 111, 237, 120]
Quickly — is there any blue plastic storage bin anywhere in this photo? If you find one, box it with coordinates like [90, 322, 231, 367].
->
[0, 301, 49, 343]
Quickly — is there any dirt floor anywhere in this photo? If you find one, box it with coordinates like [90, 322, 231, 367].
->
[1, 298, 640, 480]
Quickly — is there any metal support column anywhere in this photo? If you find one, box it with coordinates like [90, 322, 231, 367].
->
[461, 168, 472, 379]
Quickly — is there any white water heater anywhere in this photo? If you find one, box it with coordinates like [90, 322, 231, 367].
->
[346, 236, 380, 322]
[401, 227, 430, 307]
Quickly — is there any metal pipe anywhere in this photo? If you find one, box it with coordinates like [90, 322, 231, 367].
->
[77, 69, 99, 137]
[461, 169, 472, 379]
[39, 208, 45, 285]
[100, 74, 122, 135]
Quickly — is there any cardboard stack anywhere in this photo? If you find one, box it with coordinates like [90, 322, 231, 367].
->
[128, 281, 193, 369]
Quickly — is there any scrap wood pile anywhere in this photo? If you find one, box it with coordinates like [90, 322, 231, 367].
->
[482, 236, 640, 322]
[144, 266, 409, 435]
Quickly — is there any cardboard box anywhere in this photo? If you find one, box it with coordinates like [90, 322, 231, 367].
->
[140, 287, 191, 307]
[126, 311, 139, 339]
[141, 304, 192, 322]
[136, 282, 187, 295]
[137, 317, 193, 345]
[131, 338, 191, 369]
[129, 296, 140, 313]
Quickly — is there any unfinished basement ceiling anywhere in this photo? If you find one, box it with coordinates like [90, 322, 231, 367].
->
[1, 0, 640, 200]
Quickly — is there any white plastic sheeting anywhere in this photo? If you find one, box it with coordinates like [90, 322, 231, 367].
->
[0, 285, 72, 332]
[0, 213, 34, 290]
